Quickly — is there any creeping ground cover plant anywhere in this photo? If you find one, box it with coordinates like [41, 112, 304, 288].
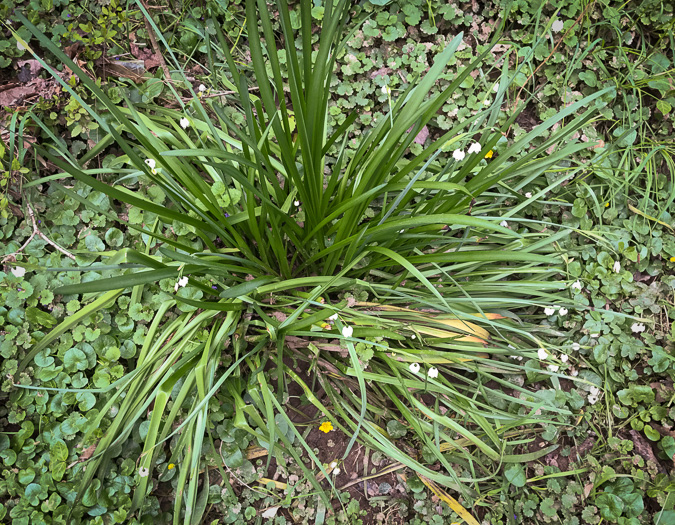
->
[12, 0, 614, 522]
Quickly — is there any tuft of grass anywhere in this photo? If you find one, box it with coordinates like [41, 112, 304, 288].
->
[15, 0, 614, 521]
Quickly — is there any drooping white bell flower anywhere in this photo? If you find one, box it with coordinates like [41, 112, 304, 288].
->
[467, 142, 481, 154]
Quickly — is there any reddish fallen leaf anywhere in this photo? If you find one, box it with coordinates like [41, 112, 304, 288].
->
[369, 67, 393, 79]
[414, 125, 429, 144]
[0, 78, 49, 108]
[584, 483, 593, 499]
[144, 54, 164, 70]
[80, 444, 97, 461]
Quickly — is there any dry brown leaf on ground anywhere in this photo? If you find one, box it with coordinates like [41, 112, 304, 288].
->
[17, 59, 43, 82]
[0, 78, 52, 108]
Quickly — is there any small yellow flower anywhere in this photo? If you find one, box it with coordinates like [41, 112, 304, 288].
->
[319, 421, 334, 433]
[484, 150, 494, 159]
[167, 463, 175, 470]
[670, 256, 675, 262]
[605, 202, 610, 207]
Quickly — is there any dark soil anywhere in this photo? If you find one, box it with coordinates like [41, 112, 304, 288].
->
[284, 359, 408, 525]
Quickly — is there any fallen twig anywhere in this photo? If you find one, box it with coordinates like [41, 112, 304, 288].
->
[2, 203, 76, 262]
[138, 0, 171, 83]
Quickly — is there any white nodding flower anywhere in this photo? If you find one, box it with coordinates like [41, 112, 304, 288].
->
[493, 84, 499, 92]
[483, 98, 491, 105]
[174, 276, 189, 292]
[409, 362, 420, 374]
[411, 334, 416, 340]
[452, 149, 466, 161]
[328, 313, 338, 321]
[589, 385, 600, 396]
[468, 142, 481, 154]
[381, 85, 391, 95]
[544, 306, 556, 316]
[613, 261, 621, 273]
[341, 325, 353, 338]
[139, 467, 150, 477]
[500, 220, 509, 228]
[559, 307, 569, 316]
[538, 348, 549, 360]
[198, 84, 206, 93]
[294, 200, 300, 206]
[551, 19, 564, 32]
[145, 159, 156, 169]
[333, 468, 340, 476]
[180, 117, 190, 129]
[571, 280, 583, 291]
[11, 266, 26, 278]
[548, 364, 559, 372]
[428, 367, 439, 378]
[631, 322, 645, 333]
[329, 461, 337, 469]
[571, 342, 580, 351]
[525, 192, 532, 198]
[560, 354, 569, 363]
[570, 369, 579, 377]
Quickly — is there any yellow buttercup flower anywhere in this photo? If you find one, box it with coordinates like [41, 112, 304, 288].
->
[168, 463, 175, 470]
[319, 421, 334, 433]
[605, 202, 610, 207]
[484, 150, 493, 159]
[670, 256, 675, 262]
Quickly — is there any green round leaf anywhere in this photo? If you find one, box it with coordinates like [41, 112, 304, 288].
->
[386, 420, 408, 439]
[25, 483, 45, 506]
[622, 492, 644, 518]
[505, 464, 527, 487]
[63, 348, 88, 372]
[660, 436, 675, 460]
[104, 227, 124, 247]
[84, 234, 105, 252]
[596, 493, 624, 521]
[643, 424, 661, 441]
